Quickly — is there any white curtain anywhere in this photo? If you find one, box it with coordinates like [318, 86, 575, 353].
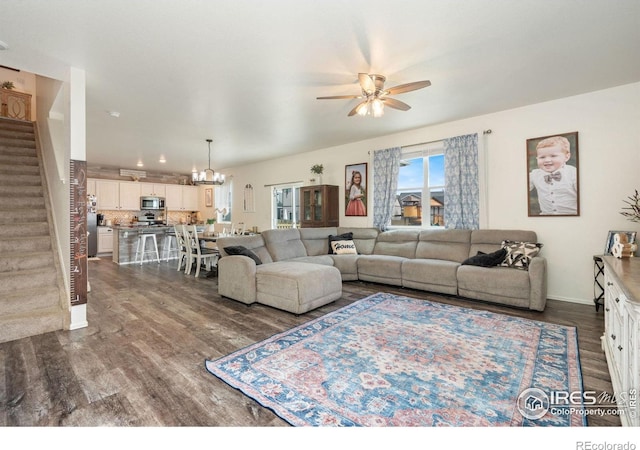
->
[215, 181, 231, 222]
[444, 134, 479, 229]
[373, 147, 401, 230]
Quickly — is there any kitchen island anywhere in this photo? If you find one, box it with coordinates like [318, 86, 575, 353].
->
[112, 225, 177, 265]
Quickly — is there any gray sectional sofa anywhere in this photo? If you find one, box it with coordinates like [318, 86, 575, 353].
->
[216, 227, 547, 314]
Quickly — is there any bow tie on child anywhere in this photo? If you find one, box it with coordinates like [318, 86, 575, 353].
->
[544, 172, 562, 184]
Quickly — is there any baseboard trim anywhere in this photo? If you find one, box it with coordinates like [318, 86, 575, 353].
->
[69, 304, 88, 330]
[547, 295, 592, 306]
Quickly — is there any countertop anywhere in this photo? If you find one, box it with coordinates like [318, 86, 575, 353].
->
[602, 256, 640, 303]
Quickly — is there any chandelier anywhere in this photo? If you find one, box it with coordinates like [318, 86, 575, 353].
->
[192, 139, 225, 185]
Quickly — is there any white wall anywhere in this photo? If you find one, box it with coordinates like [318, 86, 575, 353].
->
[222, 82, 640, 305]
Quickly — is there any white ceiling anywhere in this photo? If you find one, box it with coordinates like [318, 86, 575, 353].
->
[1, 0, 639, 175]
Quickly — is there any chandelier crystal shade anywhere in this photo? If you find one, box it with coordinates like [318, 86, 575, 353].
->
[192, 139, 225, 185]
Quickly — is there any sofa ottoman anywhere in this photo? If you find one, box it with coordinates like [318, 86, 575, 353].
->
[256, 261, 342, 314]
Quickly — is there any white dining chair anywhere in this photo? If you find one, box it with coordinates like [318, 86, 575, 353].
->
[173, 225, 188, 272]
[183, 225, 219, 277]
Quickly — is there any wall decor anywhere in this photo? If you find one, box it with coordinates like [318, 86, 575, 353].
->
[345, 162, 367, 216]
[205, 188, 213, 207]
[527, 131, 579, 216]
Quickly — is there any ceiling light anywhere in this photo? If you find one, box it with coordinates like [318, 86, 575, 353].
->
[159, 156, 166, 163]
[192, 139, 225, 185]
[136, 161, 144, 167]
[107, 110, 120, 118]
[371, 98, 385, 117]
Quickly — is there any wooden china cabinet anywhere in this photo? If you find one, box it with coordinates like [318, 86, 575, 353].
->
[300, 184, 339, 228]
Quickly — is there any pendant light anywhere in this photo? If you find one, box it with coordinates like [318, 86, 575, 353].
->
[192, 139, 225, 185]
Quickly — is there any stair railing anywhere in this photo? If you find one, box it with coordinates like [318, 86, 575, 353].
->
[0, 88, 32, 121]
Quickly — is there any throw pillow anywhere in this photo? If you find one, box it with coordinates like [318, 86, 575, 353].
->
[500, 240, 543, 270]
[328, 232, 354, 254]
[461, 248, 508, 267]
[223, 246, 262, 265]
[329, 239, 358, 255]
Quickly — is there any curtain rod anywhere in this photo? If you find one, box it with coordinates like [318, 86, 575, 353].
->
[400, 130, 492, 150]
[263, 180, 304, 187]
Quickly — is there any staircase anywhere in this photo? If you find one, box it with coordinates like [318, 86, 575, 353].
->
[0, 117, 67, 343]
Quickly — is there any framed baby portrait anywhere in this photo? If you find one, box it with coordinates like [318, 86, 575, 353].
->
[345, 163, 367, 216]
[526, 131, 580, 217]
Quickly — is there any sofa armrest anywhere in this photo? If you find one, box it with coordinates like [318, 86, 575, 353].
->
[217, 255, 258, 304]
[528, 256, 547, 311]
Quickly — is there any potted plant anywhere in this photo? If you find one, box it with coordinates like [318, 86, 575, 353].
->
[620, 189, 640, 222]
[1, 81, 15, 90]
[310, 164, 324, 185]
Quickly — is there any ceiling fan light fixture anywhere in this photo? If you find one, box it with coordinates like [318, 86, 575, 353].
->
[356, 101, 369, 116]
[371, 98, 384, 117]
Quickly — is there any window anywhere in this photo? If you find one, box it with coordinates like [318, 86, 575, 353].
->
[392, 143, 445, 228]
[272, 183, 302, 229]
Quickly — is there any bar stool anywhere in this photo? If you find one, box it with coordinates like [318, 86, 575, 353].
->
[135, 233, 160, 265]
[162, 232, 178, 261]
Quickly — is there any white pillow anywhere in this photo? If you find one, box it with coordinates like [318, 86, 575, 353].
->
[330, 240, 358, 255]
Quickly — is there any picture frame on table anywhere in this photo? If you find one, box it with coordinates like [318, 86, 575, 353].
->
[604, 230, 637, 255]
[526, 131, 579, 217]
[345, 162, 367, 216]
[205, 188, 213, 207]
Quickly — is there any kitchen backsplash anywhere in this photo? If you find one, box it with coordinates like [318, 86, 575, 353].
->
[98, 210, 199, 225]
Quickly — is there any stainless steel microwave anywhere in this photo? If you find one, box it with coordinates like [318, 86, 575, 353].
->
[140, 196, 165, 210]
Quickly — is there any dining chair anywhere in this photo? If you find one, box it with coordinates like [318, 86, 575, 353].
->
[184, 225, 219, 277]
[173, 224, 188, 272]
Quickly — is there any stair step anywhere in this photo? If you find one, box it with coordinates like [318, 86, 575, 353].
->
[0, 118, 34, 132]
[0, 210, 48, 224]
[0, 136, 36, 149]
[0, 153, 39, 166]
[0, 184, 43, 197]
[0, 235, 51, 253]
[0, 173, 42, 186]
[0, 307, 66, 344]
[0, 163, 40, 177]
[0, 145, 37, 157]
[0, 285, 61, 316]
[0, 267, 57, 294]
[0, 129, 35, 141]
[0, 222, 49, 238]
[0, 196, 45, 209]
[0, 251, 54, 272]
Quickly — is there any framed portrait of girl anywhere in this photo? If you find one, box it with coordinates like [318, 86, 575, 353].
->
[345, 163, 367, 216]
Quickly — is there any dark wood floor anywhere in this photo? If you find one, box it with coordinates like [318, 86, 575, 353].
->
[0, 258, 620, 426]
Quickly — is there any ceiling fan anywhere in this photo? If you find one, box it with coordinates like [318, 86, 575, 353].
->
[316, 73, 431, 117]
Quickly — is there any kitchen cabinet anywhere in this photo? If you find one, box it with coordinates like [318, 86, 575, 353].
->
[95, 180, 141, 210]
[602, 256, 640, 426]
[87, 178, 96, 197]
[97, 227, 114, 253]
[300, 185, 339, 228]
[140, 183, 166, 197]
[166, 185, 198, 211]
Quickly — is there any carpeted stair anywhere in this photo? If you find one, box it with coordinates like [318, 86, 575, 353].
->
[0, 117, 67, 343]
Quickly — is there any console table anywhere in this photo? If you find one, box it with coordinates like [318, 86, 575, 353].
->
[602, 256, 640, 426]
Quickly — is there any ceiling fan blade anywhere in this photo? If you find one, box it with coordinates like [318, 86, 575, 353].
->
[385, 80, 431, 96]
[316, 95, 361, 100]
[348, 100, 367, 116]
[358, 73, 376, 95]
[383, 97, 411, 111]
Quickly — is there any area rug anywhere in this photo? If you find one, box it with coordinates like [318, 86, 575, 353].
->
[205, 292, 585, 426]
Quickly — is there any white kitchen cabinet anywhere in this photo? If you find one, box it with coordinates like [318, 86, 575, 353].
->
[97, 227, 114, 253]
[95, 180, 140, 210]
[602, 256, 640, 426]
[87, 178, 97, 197]
[140, 183, 166, 197]
[166, 185, 198, 211]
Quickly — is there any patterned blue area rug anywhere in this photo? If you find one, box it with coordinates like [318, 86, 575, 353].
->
[205, 292, 585, 426]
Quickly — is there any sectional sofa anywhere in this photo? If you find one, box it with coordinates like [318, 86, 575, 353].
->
[215, 227, 547, 314]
